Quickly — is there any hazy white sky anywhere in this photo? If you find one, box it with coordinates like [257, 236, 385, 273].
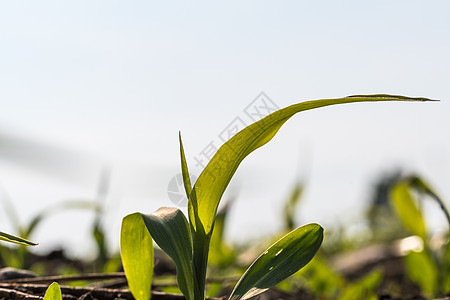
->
[0, 1, 449, 257]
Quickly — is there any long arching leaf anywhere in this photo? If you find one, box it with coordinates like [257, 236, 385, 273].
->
[120, 213, 153, 300]
[189, 95, 435, 235]
[229, 223, 323, 300]
[141, 207, 197, 300]
[186, 94, 436, 295]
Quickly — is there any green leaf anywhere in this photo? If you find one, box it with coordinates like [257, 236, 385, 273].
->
[0, 231, 37, 246]
[208, 201, 235, 267]
[186, 94, 435, 297]
[141, 207, 197, 300]
[390, 181, 427, 240]
[410, 175, 450, 230]
[229, 223, 323, 300]
[189, 95, 435, 236]
[283, 182, 304, 231]
[120, 213, 153, 300]
[443, 241, 450, 292]
[338, 269, 383, 300]
[179, 132, 192, 199]
[405, 250, 438, 297]
[24, 200, 101, 238]
[44, 282, 62, 300]
[296, 256, 345, 299]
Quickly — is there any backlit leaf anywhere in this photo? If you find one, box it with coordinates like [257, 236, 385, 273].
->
[338, 269, 383, 300]
[121, 213, 153, 300]
[189, 95, 435, 236]
[390, 181, 427, 240]
[44, 282, 62, 300]
[229, 223, 323, 300]
[187, 94, 435, 295]
[405, 250, 438, 297]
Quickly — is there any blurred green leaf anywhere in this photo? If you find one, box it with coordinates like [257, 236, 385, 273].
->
[103, 253, 122, 273]
[0, 231, 37, 246]
[283, 182, 304, 231]
[229, 223, 323, 300]
[338, 269, 383, 300]
[121, 213, 153, 300]
[410, 175, 450, 230]
[92, 218, 108, 270]
[141, 207, 197, 300]
[297, 255, 345, 298]
[405, 250, 438, 297]
[44, 282, 62, 300]
[24, 200, 101, 238]
[443, 241, 450, 292]
[390, 181, 427, 240]
[189, 95, 435, 237]
[208, 202, 235, 268]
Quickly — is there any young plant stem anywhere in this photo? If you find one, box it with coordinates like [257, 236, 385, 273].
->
[191, 226, 212, 300]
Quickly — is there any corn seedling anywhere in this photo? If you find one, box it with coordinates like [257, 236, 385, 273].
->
[121, 95, 435, 300]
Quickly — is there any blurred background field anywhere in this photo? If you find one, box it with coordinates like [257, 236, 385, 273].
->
[0, 1, 449, 260]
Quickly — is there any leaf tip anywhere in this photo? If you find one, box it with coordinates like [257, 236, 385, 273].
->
[346, 94, 439, 102]
[305, 223, 324, 245]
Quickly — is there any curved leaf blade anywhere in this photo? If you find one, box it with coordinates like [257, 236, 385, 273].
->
[44, 282, 62, 300]
[141, 207, 197, 300]
[187, 95, 435, 296]
[405, 250, 438, 297]
[0, 231, 37, 246]
[189, 95, 435, 236]
[410, 175, 450, 230]
[120, 213, 153, 300]
[283, 182, 304, 231]
[229, 223, 324, 300]
[179, 132, 192, 199]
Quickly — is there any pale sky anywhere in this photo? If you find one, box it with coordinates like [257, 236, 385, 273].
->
[0, 1, 449, 257]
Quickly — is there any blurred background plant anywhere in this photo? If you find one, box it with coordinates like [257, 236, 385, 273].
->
[199, 170, 450, 299]
[389, 174, 450, 298]
[0, 167, 122, 275]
